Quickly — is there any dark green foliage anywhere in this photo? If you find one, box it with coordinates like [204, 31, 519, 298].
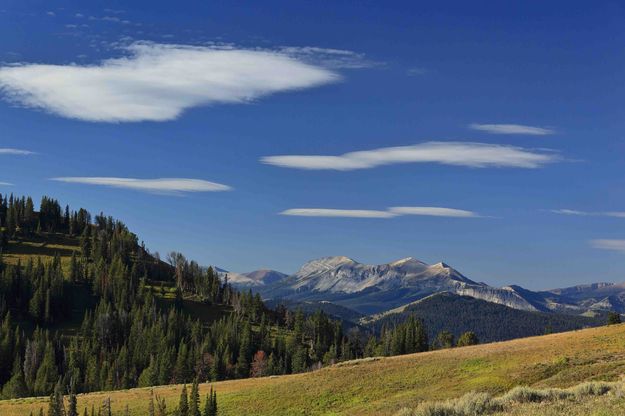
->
[1, 354, 28, 398]
[367, 292, 605, 344]
[67, 380, 78, 416]
[435, 330, 454, 349]
[607, 311, 621, 325]
[48, 379, 65, 416]
[189, 380, 201, 416]
[456, 331, 479, 347]
[178, 384, 189, 416]
[148, 389, 155, 416]
[365, 315, 429, 357]
[203, 387, 217, 416]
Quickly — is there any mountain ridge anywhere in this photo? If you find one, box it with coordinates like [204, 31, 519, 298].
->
[225, 255, 625, 316]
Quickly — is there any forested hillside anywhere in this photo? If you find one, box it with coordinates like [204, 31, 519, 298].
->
[0, 194, 379, 400]
[365, 293, 605, 343]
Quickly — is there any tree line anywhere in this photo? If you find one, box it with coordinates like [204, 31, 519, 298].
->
[0, 194, 361, 400]
[0, 193, 482, 403]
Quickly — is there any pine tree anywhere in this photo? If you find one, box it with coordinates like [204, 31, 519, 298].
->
[211, 388, 218, 416]
[1, 354, 28, 399]
[155, 392, 167, 416]
[203, 387, 217, 416]
[608, 311, 621, 325]
[178, 384, 189, 416]
[203, 392, 210, 416]
[148, 389, 155, 416]
[67, 380, 78, 416]
[34, 343, 58, 396]
[456, 331, 479, 347]
[48, 379, 65, 416]
[435, 330, 454, 349]
[189, 380, 200, 416]
[103, 397, 112, 416]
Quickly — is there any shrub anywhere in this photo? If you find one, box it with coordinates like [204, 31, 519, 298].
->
[397, 381, 621, 416]
[411, 392, 502, 416]
[569, 381, 612, 399]
[500, 386, 571, 404]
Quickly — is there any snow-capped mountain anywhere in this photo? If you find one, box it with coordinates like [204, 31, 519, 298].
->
[256, 256, 559, 315]
[221, 256, 625, 317]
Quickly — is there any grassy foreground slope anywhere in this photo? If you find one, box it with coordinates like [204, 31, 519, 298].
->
[2, 324, 625, 415]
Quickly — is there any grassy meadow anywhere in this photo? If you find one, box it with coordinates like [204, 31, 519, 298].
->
[1, 323, 625, 415]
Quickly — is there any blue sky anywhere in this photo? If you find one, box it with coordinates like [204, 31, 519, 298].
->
[1, 1, 625, 289]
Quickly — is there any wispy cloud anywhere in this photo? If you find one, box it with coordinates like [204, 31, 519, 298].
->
[280, 206, 480, 219]
[406, 67, 427, 76]
[262, 141, 558, 171]
[469, 123, 554, 135]
[0, 182, 13, 186]
[0, 148, 34, 155]
[0, 42, 344, 122]
[551, 209, 625, 218]
[389, 206, 478, 217]
[50, 177, 232, 194]
[277, 46, 378, 69]
[280, 209, 396, 218]
[590, 239, 625, 253]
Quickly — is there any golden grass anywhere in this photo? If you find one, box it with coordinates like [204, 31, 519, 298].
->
[2, 324, 625, 415]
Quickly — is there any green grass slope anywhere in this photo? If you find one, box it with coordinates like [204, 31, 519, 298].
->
[2, 323, 625, 415]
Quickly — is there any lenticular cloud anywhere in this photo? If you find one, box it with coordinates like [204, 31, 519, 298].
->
[0, 43, 339, 122]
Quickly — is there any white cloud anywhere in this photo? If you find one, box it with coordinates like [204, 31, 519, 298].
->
[550, 209, 591, 216]
[469, 123, 554, 135]
[262, 141, 558, 171]
[551, 209, 625, 218]
[0, 42, 341, 122]
[389, 206, 478, 217]
[280, 206, 480, 219]
[590, 239, 625, 253]
[0, 182, 13, 186]
[0, 148, 34, 155]
[50, 177, 231, 194]
[280, 208, 396, 218]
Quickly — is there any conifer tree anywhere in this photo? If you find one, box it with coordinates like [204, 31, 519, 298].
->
[189, 379, 201, 416]
[148, 389, 155, 416]
[1, 354, 28, 398]
[67, 380, 78, 416]
[435, 330, 454, 349]
[48, 379, 65, 416]
[211, 388, 218, 416]
[178, 384, 189, 416]
[203, 387, 217, 416]
[456, 331, 479, 347]
[34, 343, 58, 396]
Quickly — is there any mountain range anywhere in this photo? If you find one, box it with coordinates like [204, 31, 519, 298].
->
[219, 256, 625, 319]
